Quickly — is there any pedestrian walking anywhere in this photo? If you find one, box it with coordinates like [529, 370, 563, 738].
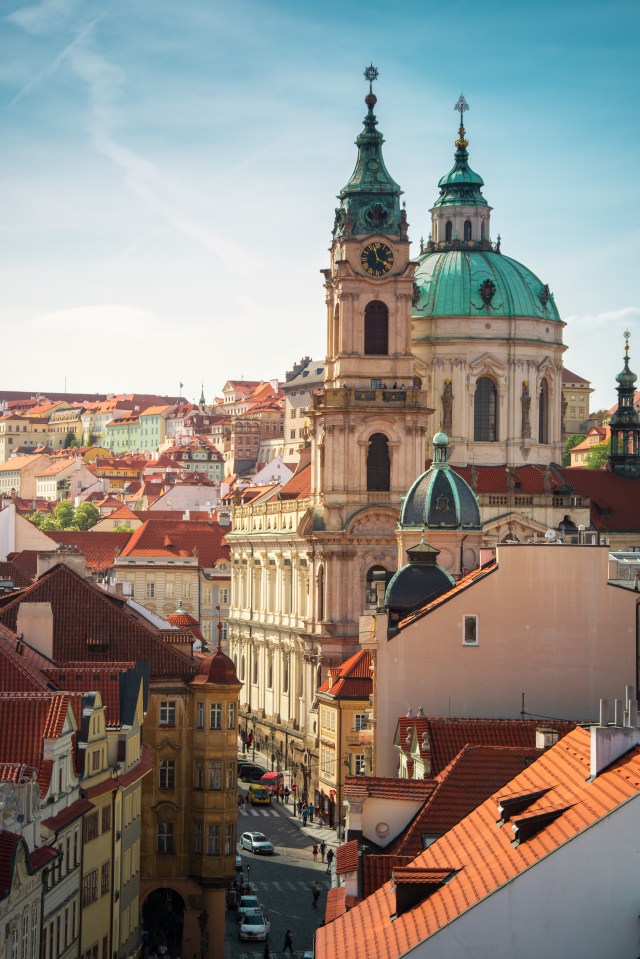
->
[302, 808, 308, 826]
[282, 930, 294, 955]
[312, 843, 319, 862]
[311, 881, 321, 908]
[308, 804, 314, 824]
[284, 785, 290, 804]
[326, 848, 334, 873]
[320, 840, 326, 863]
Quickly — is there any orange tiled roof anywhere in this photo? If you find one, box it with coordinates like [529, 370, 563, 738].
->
[335, 839, 359, 875]
[318, 649, 372, 700]
[47, 532, 132, 572]
[561, 368, 591, 384]
[120, 519, 228, 568]
[0, 693, 71, 794]
[557, 467, 640, 531]
[344, 776, 435, 804]
[0, 622, 53, 692]
[316, 727, 640, 959]
[43, 663, 136, 727]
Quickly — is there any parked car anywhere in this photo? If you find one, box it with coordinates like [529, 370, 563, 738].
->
[238, 762, 267, 783]
[240, 831, 274, 855]
[247, 784, 271, 806]
[237, 895, 262, 922]
[239, 909, 271, 942]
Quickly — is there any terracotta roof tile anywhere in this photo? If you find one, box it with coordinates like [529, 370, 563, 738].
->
[0, 563, 196, 680]
[318, 650, 372, 700]
[0, 623, 53, 692]
[0, 693, 72, 793]
[557, 467, 640, 531]
[316, 727, 640, 959]
[0, 561, 33, 589]
[344, 776, 436, 803]
[47, 531, 132, 572]
[336, 839, 359, 875]
[120, 519, 228, 568]
[43, 664, 136, 727]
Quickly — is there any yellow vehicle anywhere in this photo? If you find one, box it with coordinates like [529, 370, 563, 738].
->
[247, 784, 271, 806]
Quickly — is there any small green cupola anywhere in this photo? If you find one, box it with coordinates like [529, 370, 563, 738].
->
[333, 65, 405, 240]
[609, 331, 640, 478]
[427, 96, 494, 252]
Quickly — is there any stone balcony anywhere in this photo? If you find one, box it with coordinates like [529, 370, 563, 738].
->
[314, 387, 430, 412]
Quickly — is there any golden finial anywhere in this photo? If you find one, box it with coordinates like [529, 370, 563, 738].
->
[624, 329, 631, 357]
[454, 93, 469, 149]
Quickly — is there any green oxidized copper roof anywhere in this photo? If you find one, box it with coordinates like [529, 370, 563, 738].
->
[412, 250, 561, 322]
[433, 119, 487, 209]
[333, 79, 404, 239]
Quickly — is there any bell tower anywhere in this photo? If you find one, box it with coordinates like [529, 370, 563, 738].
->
[609, 331, 640, 478]
[312, 66, 432, 520]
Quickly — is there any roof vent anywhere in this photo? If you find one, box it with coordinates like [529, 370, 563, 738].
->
[497, 787, 552, 824]
[391, 867, 457, 917]
[511, 805, 570, 846]
[535, 727, 559, 749]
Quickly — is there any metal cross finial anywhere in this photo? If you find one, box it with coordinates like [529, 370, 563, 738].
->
[364, 64, 379, 93]
[624, 329, 631, 355]
[454, 94, 469, 121]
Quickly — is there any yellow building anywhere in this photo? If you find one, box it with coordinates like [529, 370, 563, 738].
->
[316, 649, 372, 830]
[141, 643, 241, 959]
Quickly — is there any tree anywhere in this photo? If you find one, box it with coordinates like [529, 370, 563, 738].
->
[63, 432, 79, 448]
[40, 515, 61, 531]
[74, 501, 100, 530]
[585, 439, 611, 470]
[27, 510, 44, 528]
[562, 434, 586, 467]
[112, 524, 133, 533]
[53, 500, 75, 529]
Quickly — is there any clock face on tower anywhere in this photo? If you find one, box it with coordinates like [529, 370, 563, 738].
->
[360, 242, 394, 277]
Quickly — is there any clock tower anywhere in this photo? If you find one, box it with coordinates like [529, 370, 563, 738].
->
[312, 66, 432, 520]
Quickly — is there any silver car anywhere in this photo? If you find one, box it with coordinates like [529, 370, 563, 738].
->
[240, 831, 274, 855]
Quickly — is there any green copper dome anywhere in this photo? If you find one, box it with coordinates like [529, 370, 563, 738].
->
[333, 68, 404, 239]
[412, 250, 561, 322]
[433, 124, 487, 209]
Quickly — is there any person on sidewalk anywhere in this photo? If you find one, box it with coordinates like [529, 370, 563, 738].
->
[312, 843, 319, 862]
[320, 840, 326, 863]
[282, 930, 294, 955]
[311, 881, 321, 908]
[308, 804, 314, 824]
[302, 807, 308, 826]
[284, 785, 290, 804]
[326, 848, 334, 873]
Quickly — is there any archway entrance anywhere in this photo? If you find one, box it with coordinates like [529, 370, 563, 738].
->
[143, 888, 185, 957]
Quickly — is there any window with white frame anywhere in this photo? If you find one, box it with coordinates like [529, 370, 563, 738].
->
[353, 754, 366, 775]
[159, 759, 175, 789]
[209, 762, 222, 790]
[157, 822, 173, 854]
[194, 820, 203, 854]
[226, 762, 234, 790]
[146, 581, 155, 599]
[224, 823, 234, 855]
[194, 760, 204, 790]
[219, 588, 229, 605]
[197, 702, 205, 728]
[227, 702, 236, 729]
[159, 701, 176, 726]
[210, 703, 222, 729]
[462, 615, 479, 646]
[354, 713, 367, 732]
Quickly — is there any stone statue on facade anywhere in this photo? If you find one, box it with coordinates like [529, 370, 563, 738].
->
[521, 381, 531, 438]
[442, 380, 453, 434]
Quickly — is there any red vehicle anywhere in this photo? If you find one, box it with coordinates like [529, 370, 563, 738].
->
[260, 771, 284, 796]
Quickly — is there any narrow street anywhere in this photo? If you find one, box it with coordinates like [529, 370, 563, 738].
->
[225, 784, 337, 959]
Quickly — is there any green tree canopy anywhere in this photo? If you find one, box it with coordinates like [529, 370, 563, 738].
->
[27, 510, 44, 528]
[74, 501, 100, 530]
[112, 524, 133, 533]
[585, 439, 611, 470]
[53, 500, 75, 528]
[562, 434, 586, 467]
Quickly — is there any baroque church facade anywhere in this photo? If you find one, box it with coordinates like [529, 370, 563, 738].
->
[227, 72, 590, 812]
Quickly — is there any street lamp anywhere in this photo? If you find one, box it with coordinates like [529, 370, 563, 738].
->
[198, 909, 209, 959]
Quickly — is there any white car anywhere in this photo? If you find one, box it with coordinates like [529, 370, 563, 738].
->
[237, 895, 261, 922]
[239, 908, 271, 942]
[240, 831, 274, 855]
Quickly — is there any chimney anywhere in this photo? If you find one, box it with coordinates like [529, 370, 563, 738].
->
[535, 727, 559, 749]
[17, 602, 54, 659]
[590, 687, 640, 778]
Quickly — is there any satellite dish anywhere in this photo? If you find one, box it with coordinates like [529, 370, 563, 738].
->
[545, 529, 556, 541]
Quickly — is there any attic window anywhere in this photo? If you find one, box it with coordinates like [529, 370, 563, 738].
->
[391, 867, 457, 917]
[511, 805, 570, 846]
[497, 787, 552, 824]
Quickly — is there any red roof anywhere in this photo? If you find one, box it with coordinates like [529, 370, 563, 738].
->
[557, 467, 640, 531]
[47, 532, 132, 572]
[316, 727, 640, 959]
[336, 839, 359, 875]
[0, 563, 197, 680]
[43, 663, 136, 727]
[0, 561, 33, 589]
[120, 519, 228, 568]
[450, 463, 562, 495]
[344, 776, 435, 803]
[0, 693, 72, 794]
[0, 623, 53, 692]
[318, 649, 372, 700]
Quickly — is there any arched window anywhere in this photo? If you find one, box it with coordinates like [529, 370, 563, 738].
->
[267, 650, 273, 689]
[366, 565, 390, 606]
[464, 220, 472, 241]
[364, 301, 388, 355]
[474, 377, 498, 442]
[282, 653, 289, 693]
[252, 653, 258, 685]
[481, 218, 487, 239]
[333, 304, 340, 356]
[367, 433, 390, 491]
[445, 220, 453, 242]
[539, 378, 549, 444]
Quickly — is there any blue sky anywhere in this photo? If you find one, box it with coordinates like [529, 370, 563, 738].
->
[1, 0, 638, 410]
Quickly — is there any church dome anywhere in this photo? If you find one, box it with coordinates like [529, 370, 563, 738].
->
[195, 645, 242, 687]
[385, 539, 454, 620]
[412, 249, 561, 323]
[401, 434, 481, 529]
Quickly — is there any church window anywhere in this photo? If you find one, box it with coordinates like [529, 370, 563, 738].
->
[364, 301, 389, 356]
[539, 378, 549, 444]
[283, 653, 289, 693]
[267, 651, 273, 689]
[474, 377, 498, 442]
[317, 566, 324, 621]
[481, 218, 487, 239]
[367, 433, 391, 491]
[366, 565, 390, 606]
[464, 220, 472, 241]
[445, 220, 453, 242]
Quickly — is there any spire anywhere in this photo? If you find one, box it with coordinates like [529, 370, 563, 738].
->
[199, 383, 206, 408]
[609, 331, 640, 478]
[333, 65, 404, 239]
[433, 95, 488, 210]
